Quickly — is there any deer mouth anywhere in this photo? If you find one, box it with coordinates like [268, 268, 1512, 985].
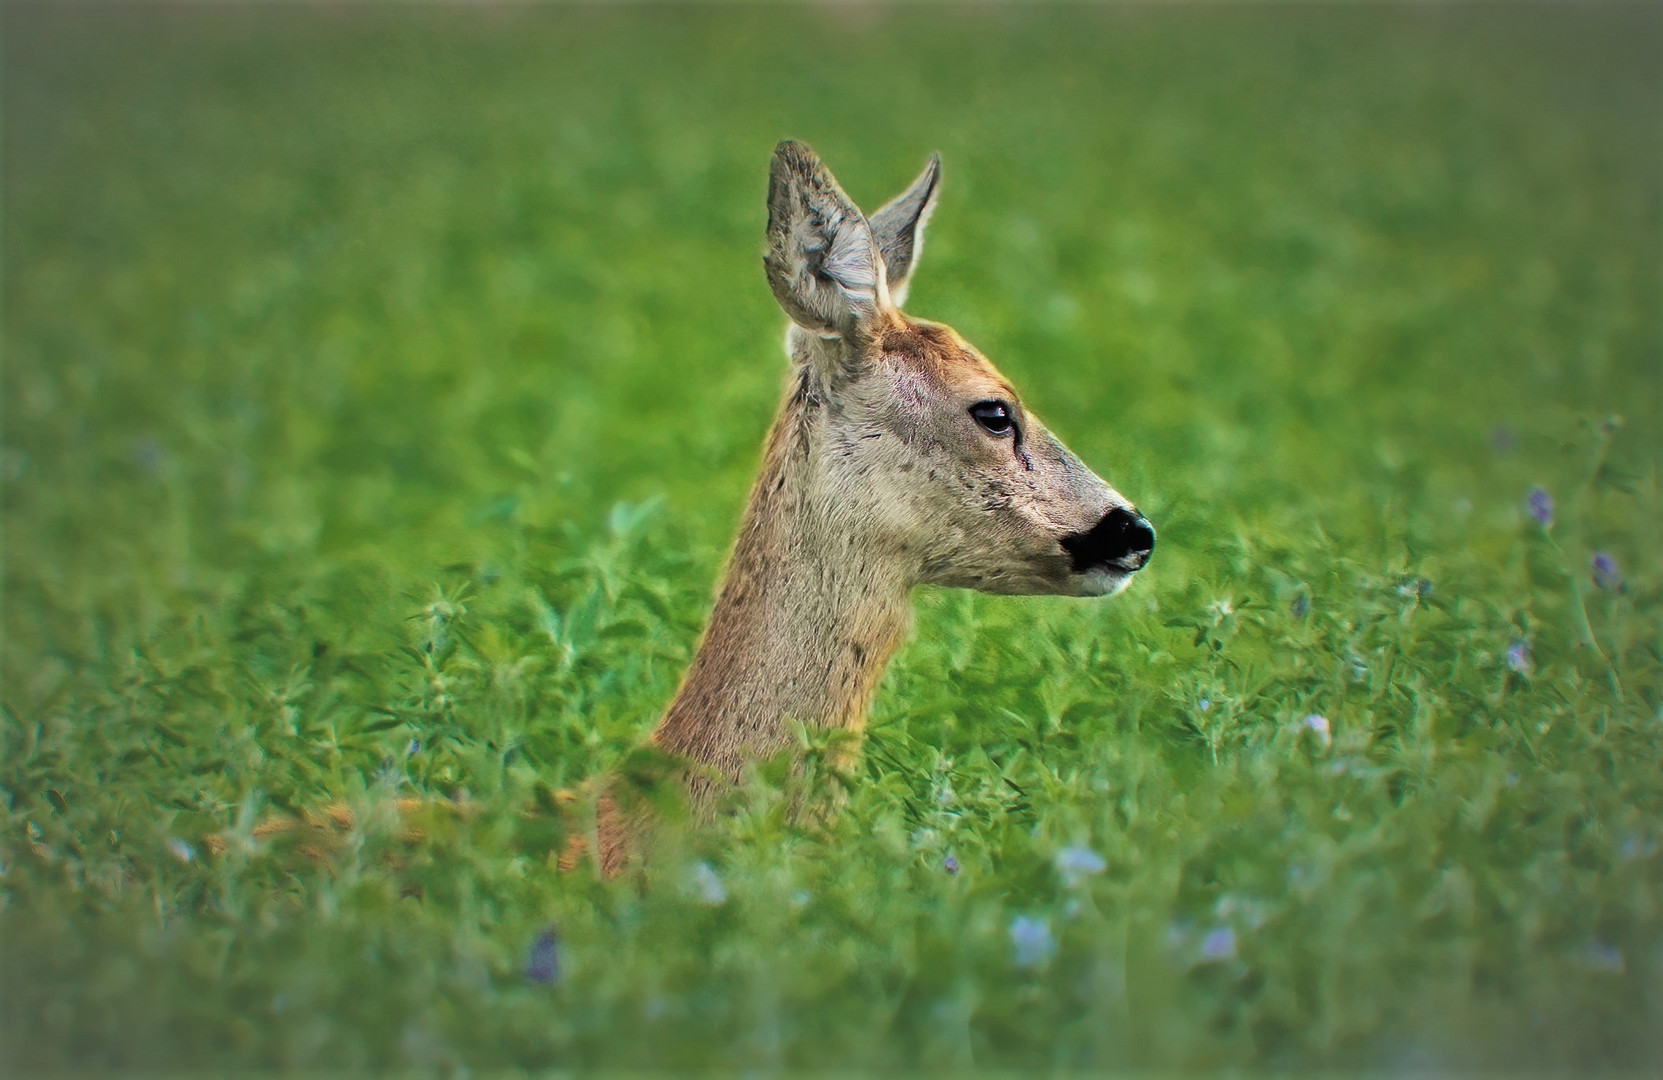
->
[1071, 565, 1140, 598]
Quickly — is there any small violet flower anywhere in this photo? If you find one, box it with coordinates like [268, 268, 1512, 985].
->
[1395, 577, 1432, 599]
[942, 853, 960, 875]
[131, 435, 166, 472]
[1505, 641, 1532, 674]
[1582, 942, 1624, 974]
[1302, 713, 1332, 749]
[1619, 833, 1657, 862]
[524, 928, 560, 985]
[1055, 845, 1107, 885]
[1289, 593, 1310, 619]
[1199, 926, 1237, 963]
[691, 861, 727, 905]
[1010, 915, 1056, 969]
[406, 738, 421, 757]
[1591, 552, 1621, 590]
[1526, 486, 1554, 528]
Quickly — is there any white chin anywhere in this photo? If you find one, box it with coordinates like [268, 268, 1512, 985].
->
[1075, 569, 1133, 597]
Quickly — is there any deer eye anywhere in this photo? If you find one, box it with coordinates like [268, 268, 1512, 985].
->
[969, 400, 1015, 436]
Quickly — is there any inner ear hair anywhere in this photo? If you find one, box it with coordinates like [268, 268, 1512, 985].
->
[763, 140, 887, 337]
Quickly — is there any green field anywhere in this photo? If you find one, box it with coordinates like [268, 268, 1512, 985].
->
[3, 2, 1660, 1071]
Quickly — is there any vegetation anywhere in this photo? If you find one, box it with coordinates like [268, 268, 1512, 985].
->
[3, 3, 1659, 1071]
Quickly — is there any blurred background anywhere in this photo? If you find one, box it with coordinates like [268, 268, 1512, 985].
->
[8, 3, 1656, 609]
[3, 1, 1659, 1071]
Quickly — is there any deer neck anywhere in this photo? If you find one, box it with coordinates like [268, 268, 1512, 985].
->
[650, 370, 913, 783]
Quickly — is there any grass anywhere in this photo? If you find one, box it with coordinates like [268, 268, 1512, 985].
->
[3, 1, 1660, 1071]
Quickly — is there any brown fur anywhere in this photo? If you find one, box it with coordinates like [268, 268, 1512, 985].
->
[595, 143, 1150, 875]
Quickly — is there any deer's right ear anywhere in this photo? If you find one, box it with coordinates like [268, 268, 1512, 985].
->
[764, 140, 887, 338]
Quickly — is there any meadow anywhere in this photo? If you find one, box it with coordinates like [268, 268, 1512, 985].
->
[3, 2, 1660, 1071]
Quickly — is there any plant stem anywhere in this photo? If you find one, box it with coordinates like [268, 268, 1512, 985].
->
[1543, 529, 1623, 703]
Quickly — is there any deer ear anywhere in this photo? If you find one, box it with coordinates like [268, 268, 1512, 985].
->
[869, 153, 940, 310]
[764, 140, 888, 338]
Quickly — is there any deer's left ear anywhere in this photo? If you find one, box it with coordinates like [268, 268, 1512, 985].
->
[869, 153, 940, 310]
[764, 140, 889, 339]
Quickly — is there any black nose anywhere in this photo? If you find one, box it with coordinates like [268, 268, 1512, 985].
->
[1060, 507, 1156, 573]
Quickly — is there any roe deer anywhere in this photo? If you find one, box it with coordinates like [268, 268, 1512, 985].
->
[596, 141, 1154, 875]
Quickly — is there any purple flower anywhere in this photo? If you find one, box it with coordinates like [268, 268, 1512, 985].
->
[406, 738, 421, 757]
[1505, 641, 1532, 674]
[691, 861, 727, 905]
[1302, 713, 1332, 748]
[1581, 942, 1624, 974]
[1010, 915, 1055, 969]
[525, 928, 560, 985]
[131, 435, 166, 472]
[1591, 552, 1620, 590]
[1289, 593, 1310, 618]
[942, 853, 960, 875]
[1396, 577, 1433, 599]
[1055, 845, 1107, 885]
[1526, 487, 1554, 528]
[1619, 833, 1658, 861]
[1199, 926, 1237, 963]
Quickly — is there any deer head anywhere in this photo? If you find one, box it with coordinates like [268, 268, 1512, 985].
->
[596, 142, 1157, 875]
[763, 140, 1154, 598]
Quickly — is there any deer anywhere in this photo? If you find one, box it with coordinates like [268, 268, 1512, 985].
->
[594, 141, 1154, 877]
